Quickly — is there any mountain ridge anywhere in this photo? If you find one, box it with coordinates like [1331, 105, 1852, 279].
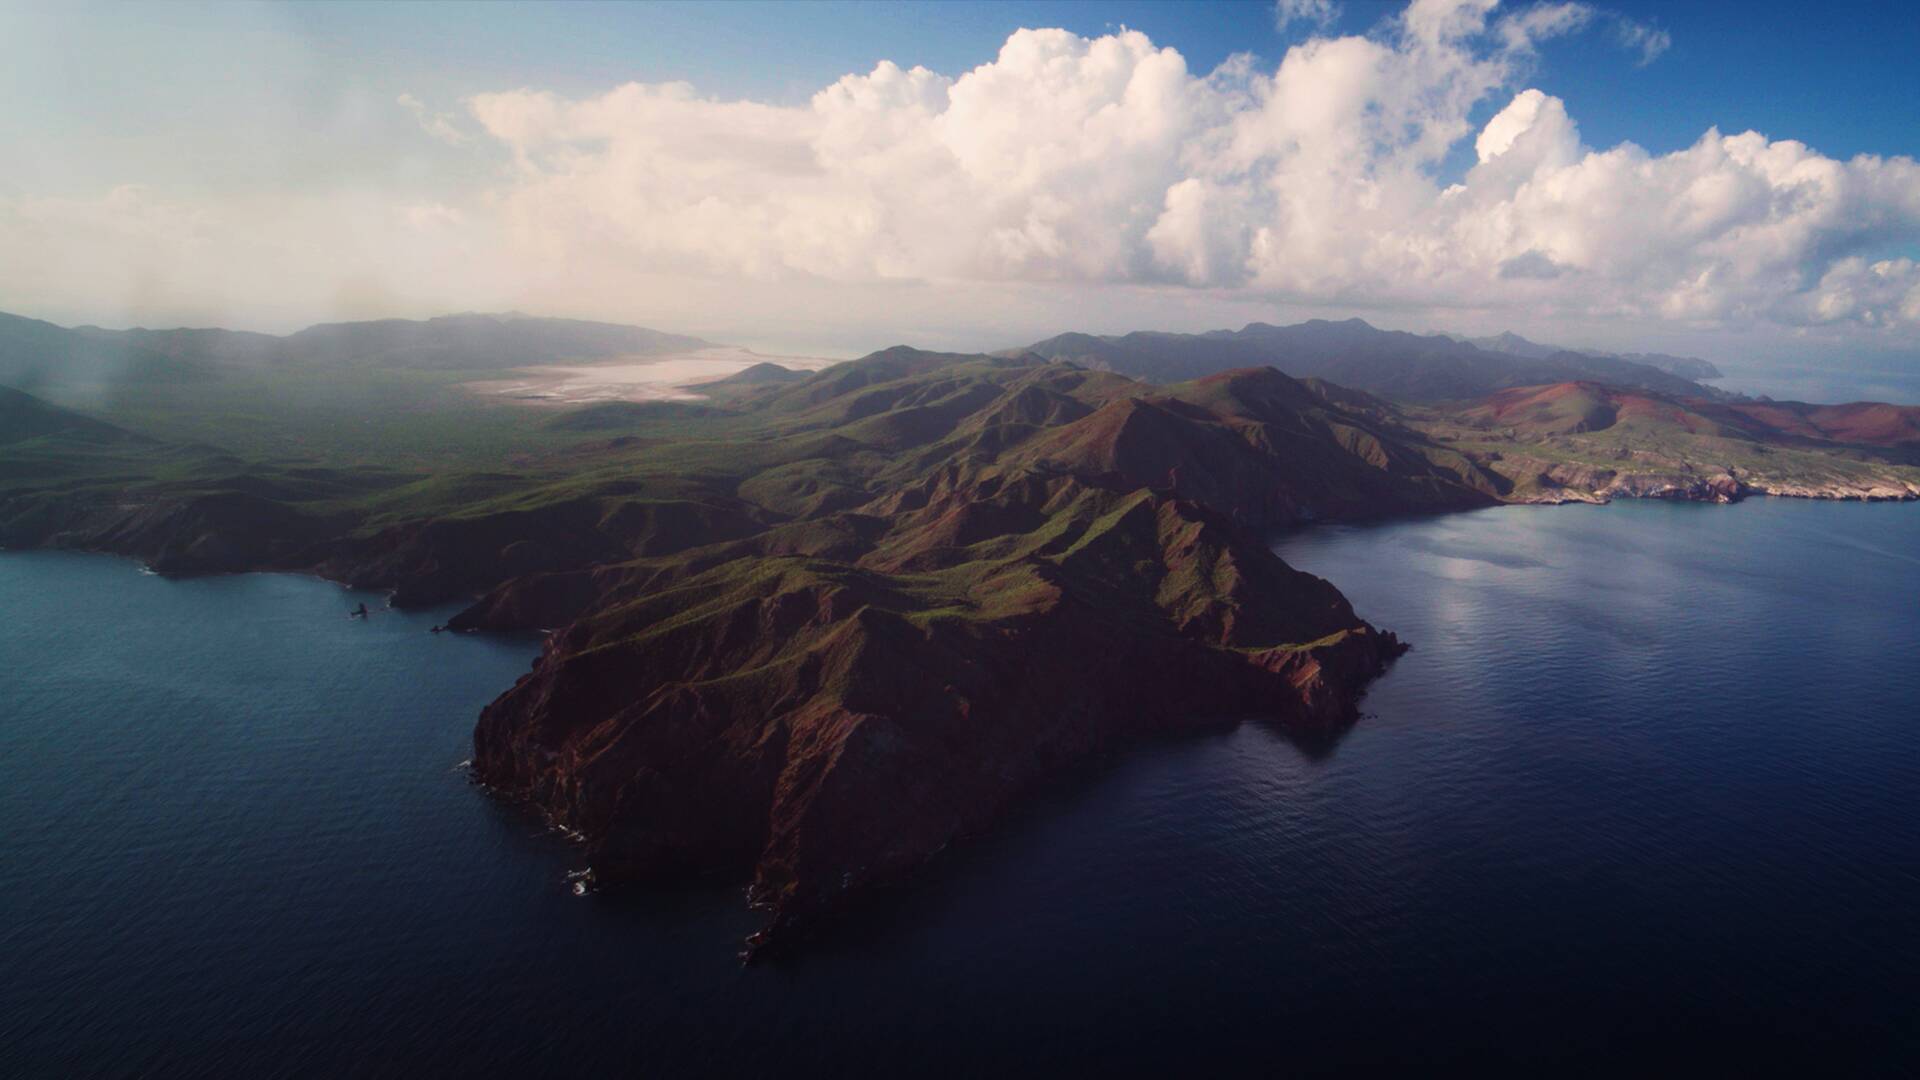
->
[0, 310, 718, 393]
[1453, 330, 1725, 381]
[1016, 318, 1729, 403]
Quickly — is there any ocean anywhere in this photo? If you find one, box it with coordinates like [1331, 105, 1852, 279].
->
[1710, 357, 1920, 405]
[3, 497, 1917, 1073]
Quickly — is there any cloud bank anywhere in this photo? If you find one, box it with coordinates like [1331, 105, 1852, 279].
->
[4, 0, 1917, 352]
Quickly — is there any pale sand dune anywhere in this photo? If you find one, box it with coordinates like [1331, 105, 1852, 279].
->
[465, 346, 840, 405]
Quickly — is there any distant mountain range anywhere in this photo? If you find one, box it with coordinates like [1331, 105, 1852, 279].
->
[1015, 318, 1730, 403]
[1453, 330, 1723, 382]
[0, 308, 1746, 411]
[0, 311, 715, 396]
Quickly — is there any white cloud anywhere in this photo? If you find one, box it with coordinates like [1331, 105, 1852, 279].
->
[1802, 258, 1920, 327]
[404, 203, 466, 231]
[1274, 0, 1341, 33]
[397, 92, 472, 146]
[1494, 2, 1593, 54]
[2, 0, 1916, 353]
[442, 0, 1919, 337]
[1613, 17, 1671, 66]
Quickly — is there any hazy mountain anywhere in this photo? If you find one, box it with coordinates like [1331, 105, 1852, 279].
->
[0, 311, 217, 395]
[1459, 330, 1724, 381]
[0, 384, 146, 446]
[0, 311, 718, 392]
[1617, 352, 1724, 381]
[265, 313, 715, 370]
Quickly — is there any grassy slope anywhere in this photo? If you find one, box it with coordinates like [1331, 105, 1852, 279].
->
[54, 366, 566, 466]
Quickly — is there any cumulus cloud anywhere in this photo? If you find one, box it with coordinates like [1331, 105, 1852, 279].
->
[3, 0, 1916, 350]
[444, 0, 1919, 335]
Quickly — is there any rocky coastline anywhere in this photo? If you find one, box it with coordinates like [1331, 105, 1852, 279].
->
[1498, 461, 1920, 505]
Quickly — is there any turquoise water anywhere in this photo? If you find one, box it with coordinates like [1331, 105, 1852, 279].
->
[3, 498, 1918, 1073]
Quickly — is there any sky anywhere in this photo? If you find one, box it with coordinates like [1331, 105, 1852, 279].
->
[2, 0, 1918, 365]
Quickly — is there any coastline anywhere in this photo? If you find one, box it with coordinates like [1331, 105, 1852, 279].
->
[12, 481, 1917, 953]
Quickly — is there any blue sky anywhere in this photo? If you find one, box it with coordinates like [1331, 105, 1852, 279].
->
[271, 0, 1920, 150]
[8, 0, 1914, 195]
[2, 0, 1917, 364]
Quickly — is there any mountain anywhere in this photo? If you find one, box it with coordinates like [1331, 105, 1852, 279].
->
[1426, 381, 1920, 501]
[0, 385, 143, 446]
[1460, 381, 1920, 449]
[1620, 353, 1724, 382]
[0, 311, 217, 395]
[0, 310, 717, 392]
[697, 361, 805, 389]
[1018, 318, 1725, 402]
[264, 313, 714, 370]
[1463, 330, 1724, 381]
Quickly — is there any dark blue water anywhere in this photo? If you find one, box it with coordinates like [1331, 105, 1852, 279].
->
[4, 499, 1919, 1074]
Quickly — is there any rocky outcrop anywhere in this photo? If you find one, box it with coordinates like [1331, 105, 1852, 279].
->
[1501, 458, 1919, 505]
[1744, 478, 1920, 501]
[1507, 461, 1747, 504]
